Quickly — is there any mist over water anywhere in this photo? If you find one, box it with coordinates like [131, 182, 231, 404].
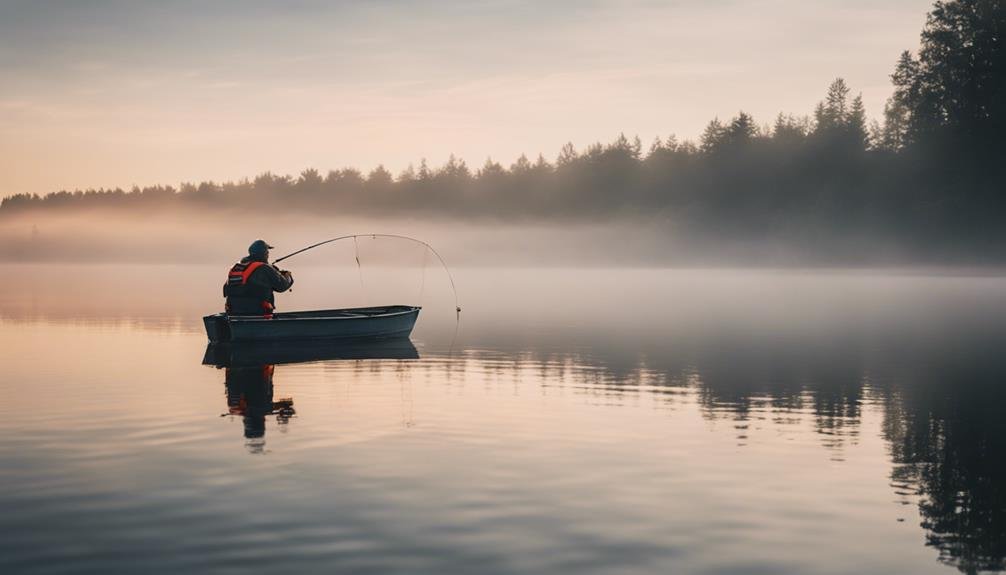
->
[0, 211, 689, 266]
[1, 209, 985, 267]
[2, 265, 1005, 574]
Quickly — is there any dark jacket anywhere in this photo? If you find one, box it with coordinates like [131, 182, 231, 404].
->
[224, 255, 294, 314]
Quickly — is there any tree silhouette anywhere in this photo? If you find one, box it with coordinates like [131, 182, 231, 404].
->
[891, 0, 1006, 145]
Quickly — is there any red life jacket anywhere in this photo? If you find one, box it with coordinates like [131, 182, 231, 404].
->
[223, 261, 275, 317]
[228, 261, 266, 287]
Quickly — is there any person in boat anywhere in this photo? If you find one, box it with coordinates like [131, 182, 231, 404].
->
[223, 239, 294, 316]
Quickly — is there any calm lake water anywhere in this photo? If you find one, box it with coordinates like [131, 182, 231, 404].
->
[2, 265, 1004, 574]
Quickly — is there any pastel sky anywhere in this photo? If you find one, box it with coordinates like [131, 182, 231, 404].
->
[1, 0, 932, 196]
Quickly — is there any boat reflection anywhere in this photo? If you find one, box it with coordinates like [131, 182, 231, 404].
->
[203, 339, 419, 452]
[203, 338, 420, 368]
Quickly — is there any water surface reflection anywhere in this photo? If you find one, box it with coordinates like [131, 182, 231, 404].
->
[1, 267, 1004, 574]
[204, 340, 420, 451]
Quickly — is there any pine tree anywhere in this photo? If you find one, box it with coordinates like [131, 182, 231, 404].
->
[890, 50, 924, 141]
[533, 153, 551, 171]
[773, 113, 806, 144]
[556, 142, 578, 166]
[397, 164, 417, 183]
[700, 118, 726, 153]
[892, 0, 1005, 143]
[877, 97, 910, 151]
[610, 133, 632, 153]
[648, 136, 664, 157]
[847, 94, 869, 150]
[511, 154, 532, 173]
[479, 157, 504, 178]
[726, 112, 757, 145]
[366, 165, 393, 187]
[814, 78, 851, 134]
[826, 78, 850, 120]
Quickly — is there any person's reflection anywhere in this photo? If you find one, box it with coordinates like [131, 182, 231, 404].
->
[204, 339, 418, 454]
[223, 364, 295, 453]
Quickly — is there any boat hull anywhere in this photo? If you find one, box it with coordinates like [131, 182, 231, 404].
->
[203, 305, 420, 343]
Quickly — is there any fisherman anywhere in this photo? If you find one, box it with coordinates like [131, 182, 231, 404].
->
[223, 239, 294, 317]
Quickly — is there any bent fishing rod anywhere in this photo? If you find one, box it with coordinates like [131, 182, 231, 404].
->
[272, 234, 461, 313]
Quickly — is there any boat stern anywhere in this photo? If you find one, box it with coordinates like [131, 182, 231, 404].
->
[203, 313, 230, 343]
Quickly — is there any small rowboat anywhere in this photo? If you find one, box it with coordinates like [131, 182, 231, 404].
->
[203, 305, 420, 343]
[203, 338, 419, 367]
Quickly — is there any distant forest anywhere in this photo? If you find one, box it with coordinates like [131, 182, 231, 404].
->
[3, 0, 1004, 260]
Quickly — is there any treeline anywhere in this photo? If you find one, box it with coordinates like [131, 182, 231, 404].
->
[0, 79, 924, 223]
[3, 0, 1004, 260]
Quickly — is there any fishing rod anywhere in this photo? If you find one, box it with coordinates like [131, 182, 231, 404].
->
[272, 234, 461, 313]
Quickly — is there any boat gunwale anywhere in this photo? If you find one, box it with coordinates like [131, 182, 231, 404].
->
[218, 306, 421, 324]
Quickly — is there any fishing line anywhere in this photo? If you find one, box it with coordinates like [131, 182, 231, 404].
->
[273, 234, 461, 315]
[353, 236, 366, 305]
[418, 246, 428, 303]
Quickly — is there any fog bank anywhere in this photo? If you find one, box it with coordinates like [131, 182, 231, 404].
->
[2, 207, 980, 268]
